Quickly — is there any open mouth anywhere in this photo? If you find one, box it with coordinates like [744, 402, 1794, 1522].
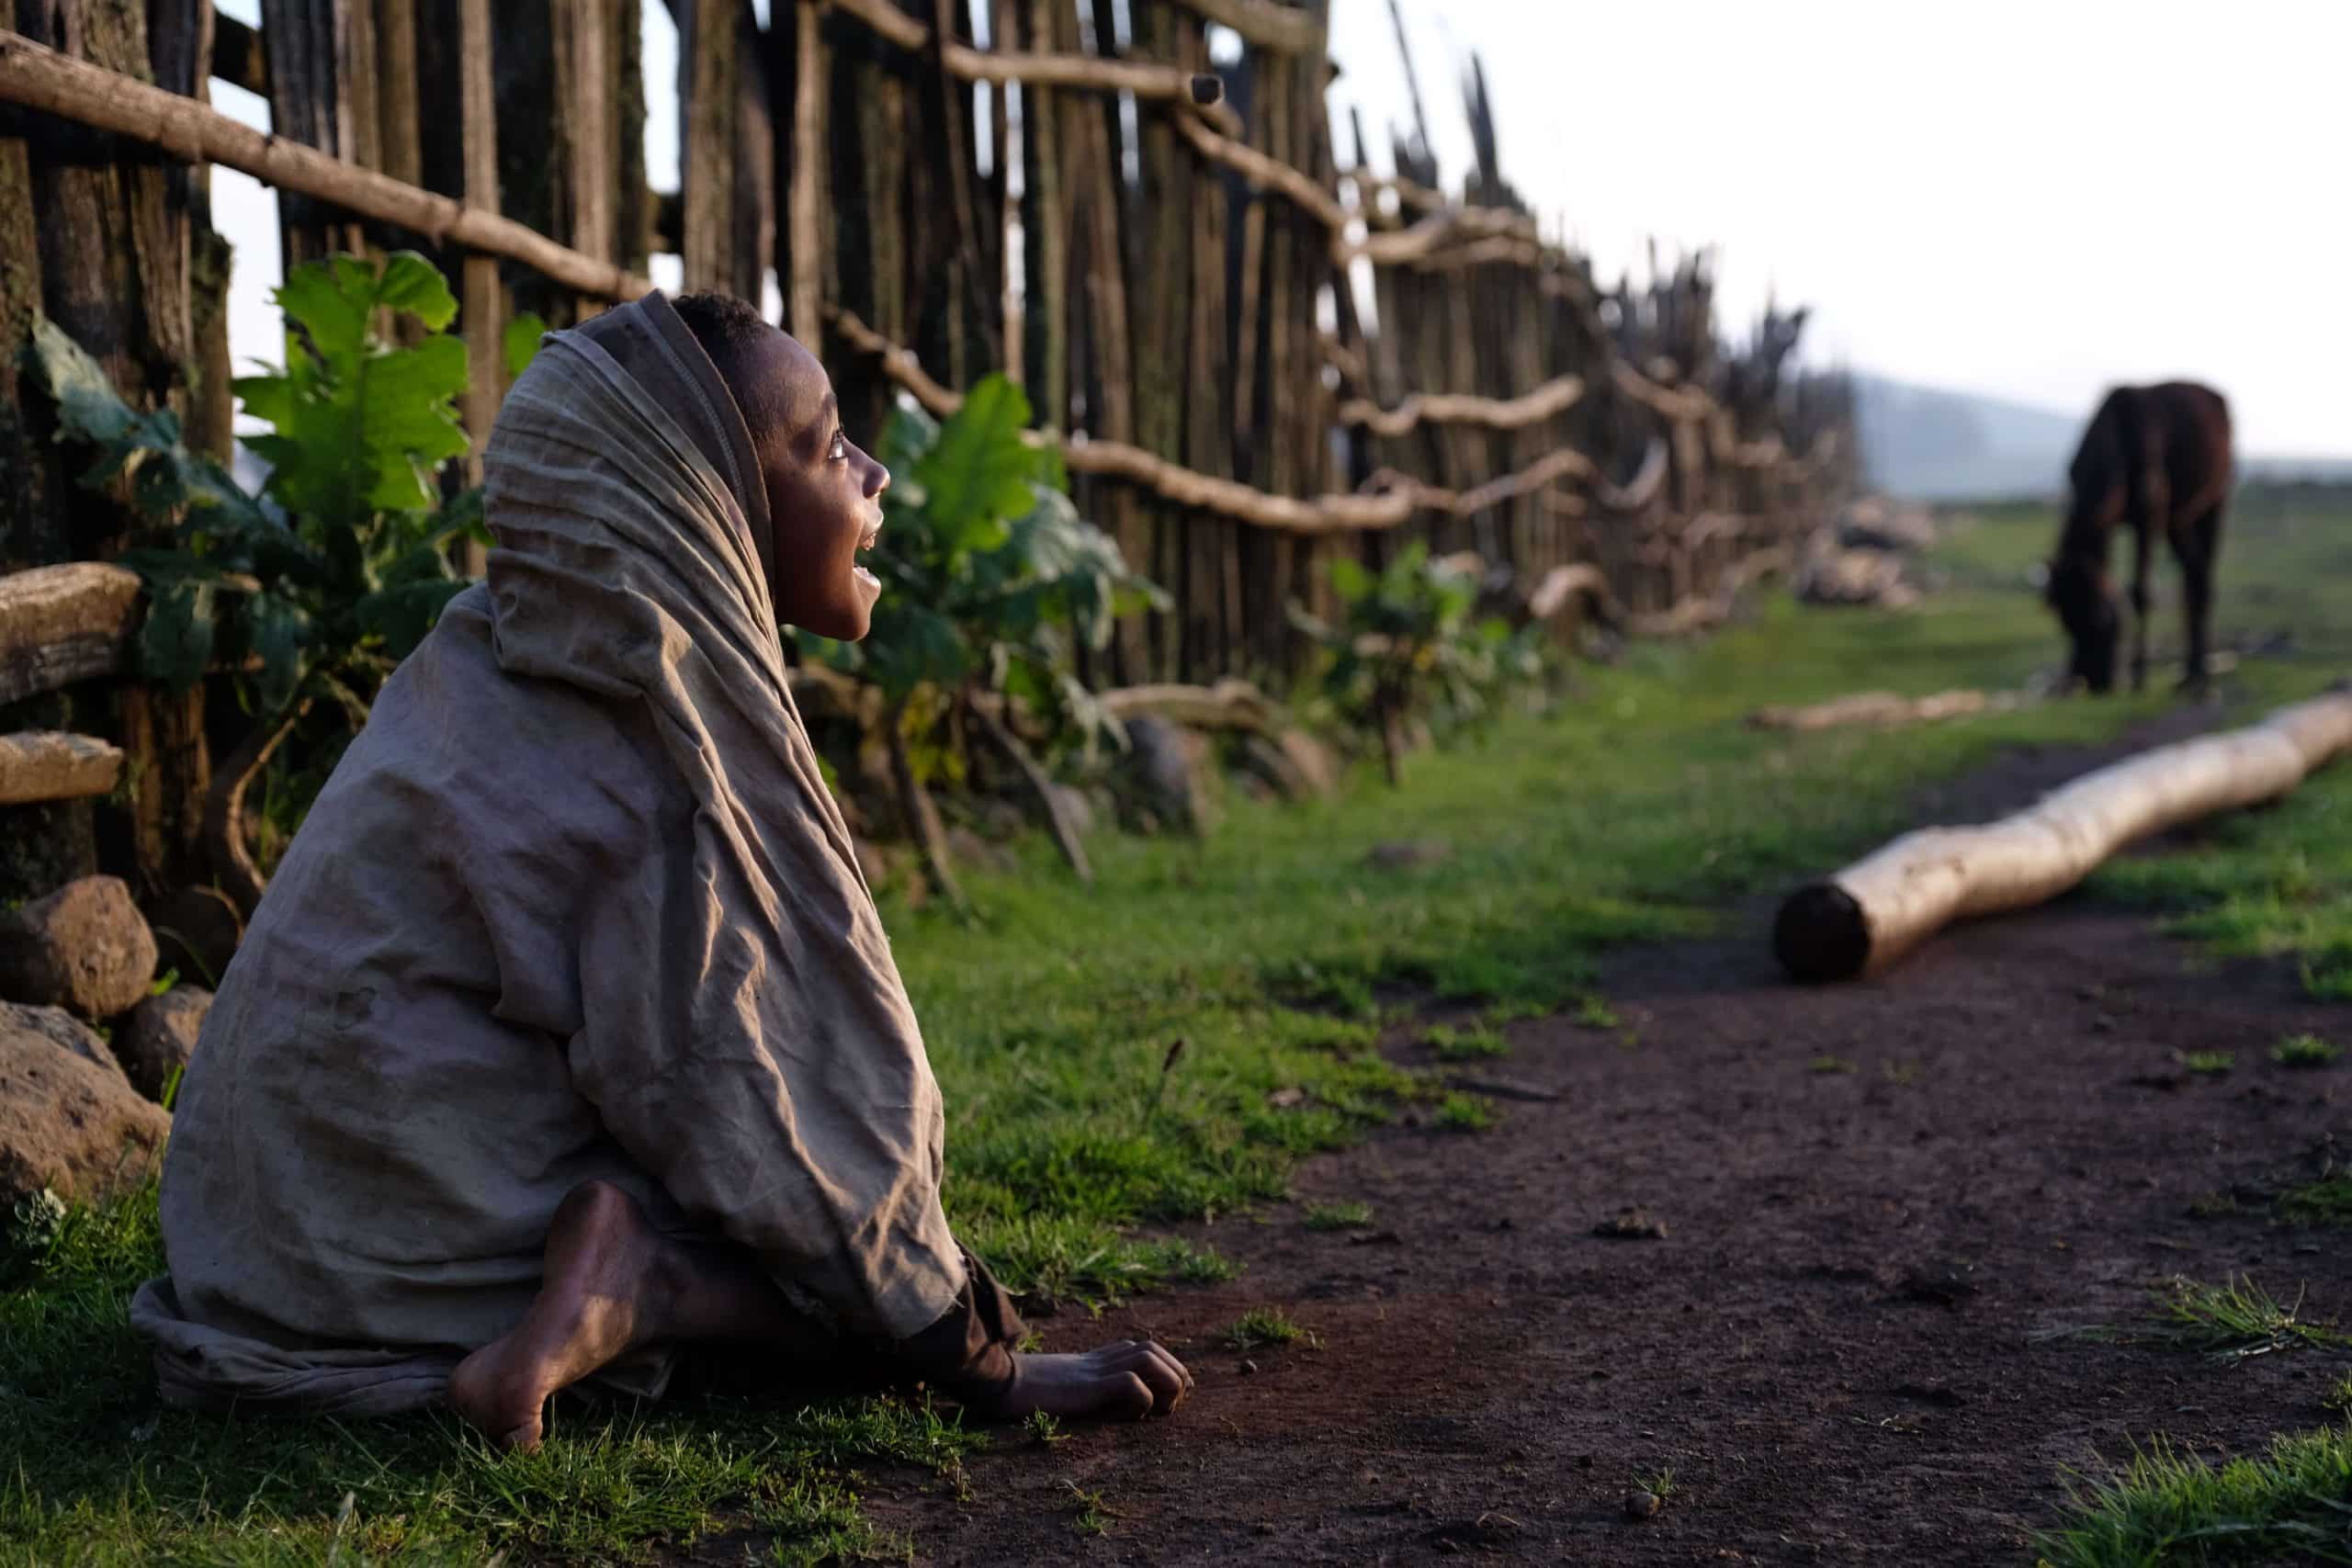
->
[853, 513, 883, 592]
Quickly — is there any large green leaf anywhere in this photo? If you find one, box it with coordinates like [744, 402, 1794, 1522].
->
[913, 376, 1044, 557]
[138, 579, 216, 691]
[503, 313, 548, 380]
[241, 592, 311, 715]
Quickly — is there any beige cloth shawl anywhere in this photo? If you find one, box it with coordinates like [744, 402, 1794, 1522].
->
[131, 294, 966, 1415]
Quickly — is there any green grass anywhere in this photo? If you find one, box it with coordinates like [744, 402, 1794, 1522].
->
[1421, 1023, 1510, 1061]
[1808, 1055, 1858, 1075]
[2272, 1033, 2343, 1069]
[2276, 1177, 2352, 1227]
[1220, 1307, 1318, 1352]
[2181, 1050, 2235, 1077]
[1432, 1093, 1498, 1133]
[1302, 1201, 1374, 1231]
[2034, 1429, 2352, 1568]
[7, 491, 2347, 1561]
[2043, 1275, 2348, 1365]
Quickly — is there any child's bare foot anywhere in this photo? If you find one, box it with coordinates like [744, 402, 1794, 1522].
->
[978, 1341, 1193, 1421]
[448, 1181, 671, 1450]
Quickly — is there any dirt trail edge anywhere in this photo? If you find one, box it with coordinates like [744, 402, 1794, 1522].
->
[863, 715, 2351, 1565]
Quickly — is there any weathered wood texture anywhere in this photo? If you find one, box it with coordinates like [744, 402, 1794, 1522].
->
[0, 563, 142, 708]
[1776, 689, 2352, 982]
[0, 730, 124, 806]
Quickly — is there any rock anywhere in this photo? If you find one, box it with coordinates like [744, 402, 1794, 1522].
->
[115, 986, 211, 1102]
[147, 884, 243, 988]
[1238, 1358, 1258, 1376]
[1117, 716, 1219, 836]
[0, 875, 158, 1020]
[1593, 1206, 1668, 1240]
[1624, 1491, 1662, 1521]
[1, 1003, 172, 1204]
[1836, 497, 1937, 553]
[0, 999, 127, 1086]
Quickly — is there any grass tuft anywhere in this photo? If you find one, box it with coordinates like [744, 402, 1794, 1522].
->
[2271, 1033, 2343, 1069]
[1431, 1093, 1498, 1133]
[1302, 1201, 1373, 1232]
[1221, 1306, 1319, 1352]
[2034, 1428, 2352, 1568]
[2181, 1050, 2235, 1077]
[1421, 1024, 1510, 1062]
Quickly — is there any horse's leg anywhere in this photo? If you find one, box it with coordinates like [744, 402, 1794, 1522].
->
[2129, 519, 2154, 694]
[2178, 502, 2222, 693]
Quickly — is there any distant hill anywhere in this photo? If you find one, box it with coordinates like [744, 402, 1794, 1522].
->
[1853, 374, 2352, 502]
[1851, 375, 2078, 501]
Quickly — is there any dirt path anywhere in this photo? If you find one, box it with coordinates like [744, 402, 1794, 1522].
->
[864, 719, 2352, 1565]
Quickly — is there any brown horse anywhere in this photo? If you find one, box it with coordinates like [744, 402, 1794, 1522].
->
[2047, 381, 2233, 694]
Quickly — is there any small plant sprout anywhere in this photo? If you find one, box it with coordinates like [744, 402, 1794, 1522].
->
[1634, 1467, 1678, 1501]
[1422, 1024, 1509, 1062]
[1222, 1306, 1319, 1351]
[1433, 1093, 1497, 1133]
[2044, 1275, 2349, 1363]
[1573, 995, 1621, 1030]
[1304, 1202, 1373, 1232]
[2179, 1049, 2234, 1077]
[1063, 1481, 1114, 1537]
[1023, 1410, 1069, 1446]
[1809, 1055, 1857, 1075]
[2272, 1034, 2343, 1069]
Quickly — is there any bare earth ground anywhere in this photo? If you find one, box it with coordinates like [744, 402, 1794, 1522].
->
[850, 711, 2352, 1565]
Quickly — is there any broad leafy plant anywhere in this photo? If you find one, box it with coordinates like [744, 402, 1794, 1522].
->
[1293, 543, 1544, 786]
[32, 251, 537, 904]
[799, 376, 1159, 896]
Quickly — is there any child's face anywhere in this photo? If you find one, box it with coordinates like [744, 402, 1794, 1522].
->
[736, 332, 889, 641]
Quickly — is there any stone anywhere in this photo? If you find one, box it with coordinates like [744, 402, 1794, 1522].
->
[1117, 716, 1219, 836]
[0, 1003, 172, 1205]
[147, 883, 243, 990]
[0, 999, 128, 1086]
[115, 986, 211, 1103]
[0, 875, 158, 1020]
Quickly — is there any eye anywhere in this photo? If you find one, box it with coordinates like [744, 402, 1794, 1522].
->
[827, 429, 848, 462]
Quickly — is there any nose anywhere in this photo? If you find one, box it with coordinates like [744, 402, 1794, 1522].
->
[863, 452, 889, 502]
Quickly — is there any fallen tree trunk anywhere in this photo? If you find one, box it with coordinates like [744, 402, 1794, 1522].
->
[1775, 686, 2352, 983]
[1750, 689, 2027, 734]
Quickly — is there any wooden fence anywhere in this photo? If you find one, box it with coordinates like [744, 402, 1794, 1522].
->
[0, 0, 1852, 904]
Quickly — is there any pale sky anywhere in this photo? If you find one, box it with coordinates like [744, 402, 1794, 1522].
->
[213, 0, 2347, 457]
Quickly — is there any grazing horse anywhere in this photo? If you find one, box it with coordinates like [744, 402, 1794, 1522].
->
[2047, 381, 2233, 694]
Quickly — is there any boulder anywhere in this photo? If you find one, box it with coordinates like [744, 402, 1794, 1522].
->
[0, 999, 128, 1085]
[0, 1003, 171, 1205]
[147, 883, 243, 989]
[115, 986, 211, 1103]
[0, 875, 158, 1020]
[1117, 716, 1220, 835]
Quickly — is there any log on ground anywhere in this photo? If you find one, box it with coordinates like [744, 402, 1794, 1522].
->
[1774, 687, 2352, 983]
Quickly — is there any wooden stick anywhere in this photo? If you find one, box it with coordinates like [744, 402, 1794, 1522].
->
[0, 28, 651, 301]
[787, 0, 824, 342]
[832, 309, 1704, 536]
[1775, 688, 2352, 982]
[824, 0, 1242, 136]
[1338, 374, 1584, 437]
[1169, 0, 1322, 54]
[1749, 689, 2025, 735]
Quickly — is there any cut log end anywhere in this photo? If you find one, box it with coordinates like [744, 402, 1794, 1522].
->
[1773, 881, 1871, 984]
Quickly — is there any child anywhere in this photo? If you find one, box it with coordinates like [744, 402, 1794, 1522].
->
[133, 291, 1190, 1450]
